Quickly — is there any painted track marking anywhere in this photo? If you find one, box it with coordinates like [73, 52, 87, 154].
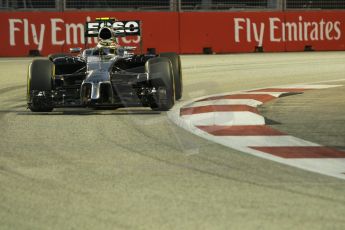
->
[168, 84, 345, 180]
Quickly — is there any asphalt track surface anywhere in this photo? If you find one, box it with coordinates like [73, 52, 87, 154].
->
[0, 52, 345, 229]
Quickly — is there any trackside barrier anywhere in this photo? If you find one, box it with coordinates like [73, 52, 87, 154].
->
[0, 12, 179, 56]
[285, 12, 345, 51]
[179, 11, 287, 53]
[180, 11, 345, 53]
[0, 11, 344, 56]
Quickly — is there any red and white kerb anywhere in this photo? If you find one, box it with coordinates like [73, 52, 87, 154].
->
[168, 84, 345, 180]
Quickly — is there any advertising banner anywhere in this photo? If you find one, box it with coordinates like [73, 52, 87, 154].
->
[180, 11, 345, 53]
[0, 12, 179, 56]
[0, 11, 344, 56]
[180, 11, 286, 53]
[284, 12, 345, 51]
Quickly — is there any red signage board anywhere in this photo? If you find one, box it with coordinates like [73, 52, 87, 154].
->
[0, 11, 344, 56]
[0, 11, 179, 56]
[180, 11, 345, 53]
[180, 11, 286, 53]
[284, 11, 345, 51]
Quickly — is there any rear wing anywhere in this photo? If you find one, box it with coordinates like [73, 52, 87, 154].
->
[85, 17, 141, 37]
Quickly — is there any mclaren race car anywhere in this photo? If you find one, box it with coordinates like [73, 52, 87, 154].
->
[27, 18, 182, 112]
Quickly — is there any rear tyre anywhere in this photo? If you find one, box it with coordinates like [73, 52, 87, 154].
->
[160, 52, 182, 100]
[27, 59, 54, 112]
[146, 57, 175, 111]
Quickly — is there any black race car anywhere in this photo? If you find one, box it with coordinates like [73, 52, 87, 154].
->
[27, 18, 182, 112]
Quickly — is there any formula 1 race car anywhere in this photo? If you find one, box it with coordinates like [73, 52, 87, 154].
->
[27, 17, 182, 112]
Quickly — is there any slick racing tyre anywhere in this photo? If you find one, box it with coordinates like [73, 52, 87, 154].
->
[146, 57, 175, 111]
[27, 59, 54, 112]
[160, 52, 183, 100]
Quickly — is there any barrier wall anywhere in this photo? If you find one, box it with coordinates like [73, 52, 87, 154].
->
[181, 11, 345, 53]
[285, 12, 345, 51]
[0, 11, 344, 56]
[0, 12, 179, 56]
[180, 12, 286, 53]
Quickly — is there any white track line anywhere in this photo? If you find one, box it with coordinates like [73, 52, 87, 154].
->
[183, 99, 264, 108]
[182, 112, 265, 126]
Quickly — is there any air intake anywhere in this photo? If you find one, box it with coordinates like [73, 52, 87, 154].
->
[99, 27, 113, 40]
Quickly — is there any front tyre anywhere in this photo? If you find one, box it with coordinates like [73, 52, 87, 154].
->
[160, 52, 183, 100]
[146, 57, 175, 111]
[27, 59, 54, 112]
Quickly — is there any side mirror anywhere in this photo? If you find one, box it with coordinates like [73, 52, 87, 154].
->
[70, 47, 82, 54]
